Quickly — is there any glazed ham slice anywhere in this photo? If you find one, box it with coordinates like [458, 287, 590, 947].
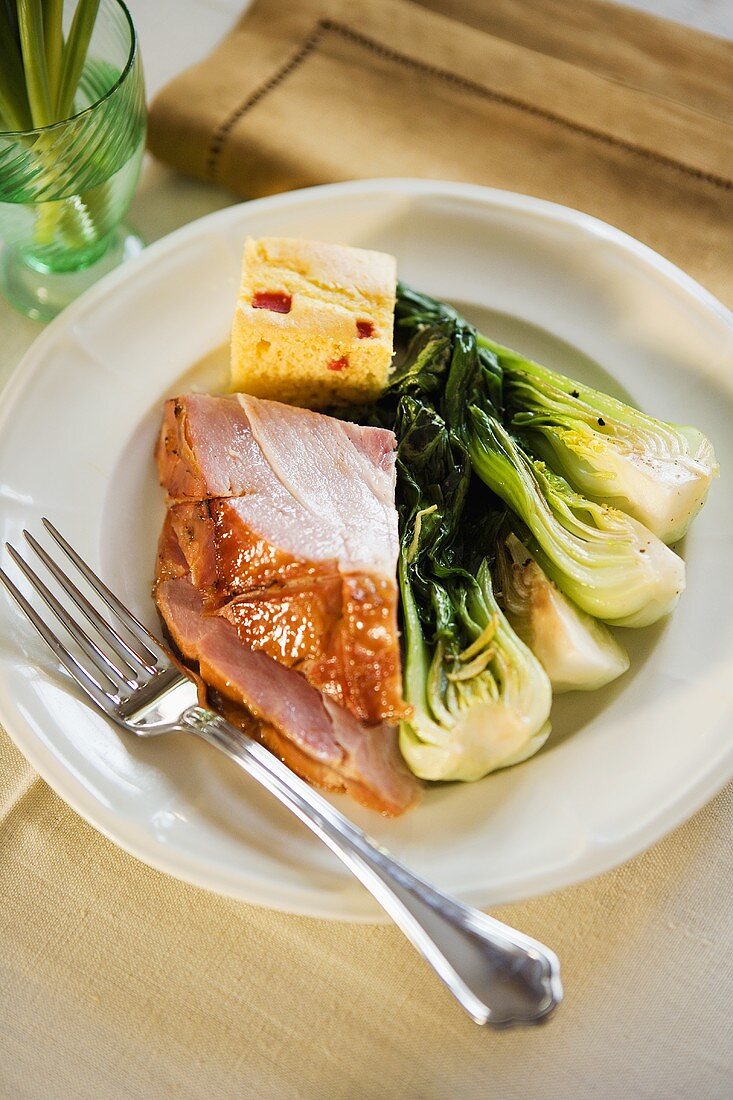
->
[155, 512, 418, 815]
[154, 393, 417, 814]
[156, 394, 407, 724]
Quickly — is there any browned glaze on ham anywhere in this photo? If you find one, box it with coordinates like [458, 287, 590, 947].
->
[155, 516, 419, 815]
[153, 395, 418, 815]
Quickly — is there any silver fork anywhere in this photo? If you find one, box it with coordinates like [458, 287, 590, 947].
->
[1, 519, 562, 1029]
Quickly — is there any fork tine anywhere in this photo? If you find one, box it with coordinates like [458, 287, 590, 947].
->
[42, 519, 171, 667]
[6, 545, 136, 693]
[0, 567, 120, 714]
[25, 529, 159, 675]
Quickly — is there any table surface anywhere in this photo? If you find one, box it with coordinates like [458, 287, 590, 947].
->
[1, 3, 732, 1099]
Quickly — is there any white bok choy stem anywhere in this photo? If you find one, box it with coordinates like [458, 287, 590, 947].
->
[399, 555, 552, 782]
[495, 532, 629, 693]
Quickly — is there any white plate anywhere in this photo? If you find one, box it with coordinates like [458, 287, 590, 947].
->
[1, 179, 732, 922]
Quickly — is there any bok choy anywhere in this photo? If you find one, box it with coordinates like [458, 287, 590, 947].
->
[392, 284, 688, 628]
[395, 283, 717, 546]
[468, 407, 685, 627]
[494, 530, 629, 692]
[395, 398, 551, 781]
[493, 342, 718, 545]
[342, 282, 716, 786]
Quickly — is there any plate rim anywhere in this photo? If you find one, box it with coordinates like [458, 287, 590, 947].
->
[1, 176, 732, 922]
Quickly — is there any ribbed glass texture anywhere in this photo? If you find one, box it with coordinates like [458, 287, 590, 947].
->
[0, 0, 145, 273]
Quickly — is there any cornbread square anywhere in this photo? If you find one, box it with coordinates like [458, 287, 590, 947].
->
[230, 237, 397, 408]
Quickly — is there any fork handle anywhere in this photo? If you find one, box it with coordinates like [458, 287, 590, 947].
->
[182, 707, 562, 1028]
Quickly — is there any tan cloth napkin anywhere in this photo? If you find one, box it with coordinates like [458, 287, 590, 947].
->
[148, 0, 733, 306]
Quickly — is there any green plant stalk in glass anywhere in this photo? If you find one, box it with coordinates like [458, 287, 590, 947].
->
[0, 0, 145, 318]
[3, 1, 101, 250]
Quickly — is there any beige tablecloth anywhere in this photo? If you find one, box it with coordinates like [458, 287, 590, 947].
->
[2, 1, 733, 1096]
[2, 729, 732, 1099]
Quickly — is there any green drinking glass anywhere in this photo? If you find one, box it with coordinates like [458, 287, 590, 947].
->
[0, 0, 146, 322]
